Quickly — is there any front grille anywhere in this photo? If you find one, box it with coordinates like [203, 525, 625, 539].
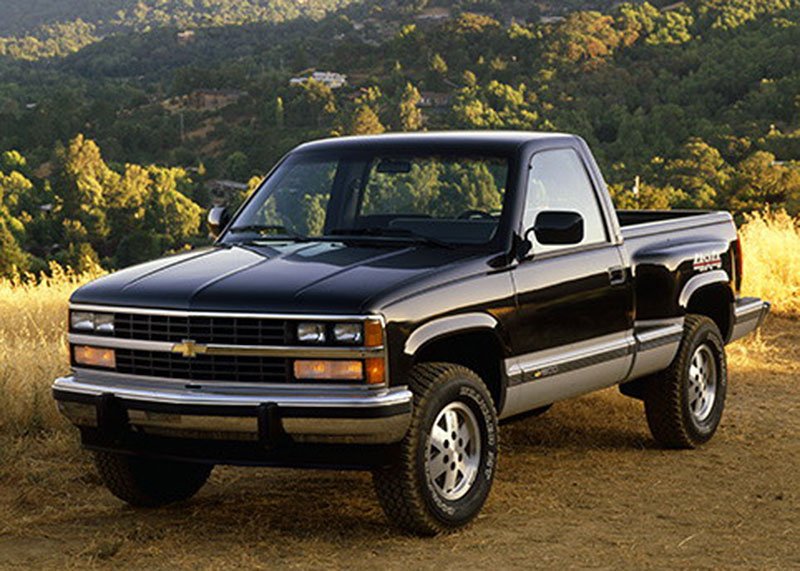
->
[114, 313, 288, 345]
[115, 349, 289, 383]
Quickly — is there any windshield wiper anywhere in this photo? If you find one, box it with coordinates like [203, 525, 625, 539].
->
[328, 227, 455, 249]
[227, 224, 308, 241]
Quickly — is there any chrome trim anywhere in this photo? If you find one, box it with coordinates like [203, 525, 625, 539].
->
[70, 333, 174, 352]
[70, 303, 385, 323]
[54, 379, 412, 445]
[69, 333, 384, 359]
[53, 376, 411, 409]
[678, 270, 729, 308]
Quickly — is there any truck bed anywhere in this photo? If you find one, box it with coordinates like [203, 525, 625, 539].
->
[617, 209, 734, 240]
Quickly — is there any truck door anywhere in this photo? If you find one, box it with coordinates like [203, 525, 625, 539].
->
[502, 147, 635, 418]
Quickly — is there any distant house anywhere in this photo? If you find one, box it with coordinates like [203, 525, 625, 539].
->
[289, 71, 348, 89]
[417, 92, 452, 109]
[539, 16, 565, 24]
[25, 103, 38, 110]
[414, 7, 451, 22]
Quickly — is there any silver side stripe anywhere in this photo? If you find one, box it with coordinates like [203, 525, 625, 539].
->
[505, 322, 685, 388]
[506, 332, 635, 387]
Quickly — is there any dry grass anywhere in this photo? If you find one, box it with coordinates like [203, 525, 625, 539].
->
[738, 210, 800, 316]
[0, 263, 104, 434]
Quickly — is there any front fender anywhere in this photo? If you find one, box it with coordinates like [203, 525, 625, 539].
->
[403, 312, 501, 356]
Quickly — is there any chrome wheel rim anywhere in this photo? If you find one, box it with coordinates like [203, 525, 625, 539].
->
[688, 344, 717, 422]
[426, 402, 482, 501]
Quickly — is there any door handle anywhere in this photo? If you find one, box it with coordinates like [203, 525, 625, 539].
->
[608, 266, 627, 286]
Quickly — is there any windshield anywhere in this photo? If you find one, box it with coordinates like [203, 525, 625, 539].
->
[222, 151, 510, 247]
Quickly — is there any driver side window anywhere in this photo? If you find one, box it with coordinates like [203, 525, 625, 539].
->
[524, 149, 608, 252]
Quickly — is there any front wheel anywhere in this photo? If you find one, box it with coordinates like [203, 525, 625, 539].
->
[643, 315, 727, 449]
[372, 363, 498, 536]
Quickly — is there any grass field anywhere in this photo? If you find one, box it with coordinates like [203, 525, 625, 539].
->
[0, 211, 798, 569]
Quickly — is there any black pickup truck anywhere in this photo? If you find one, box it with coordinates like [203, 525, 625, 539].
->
[53, 132, 769, 534]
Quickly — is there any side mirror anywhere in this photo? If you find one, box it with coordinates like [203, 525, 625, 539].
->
[207, 206, 231, 239]
[528, 210, 584, 246]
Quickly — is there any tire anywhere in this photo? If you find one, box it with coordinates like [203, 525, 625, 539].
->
[643, 315, 727, 449]
[372, 363, 499, 536]
[94, 451, 212, 507]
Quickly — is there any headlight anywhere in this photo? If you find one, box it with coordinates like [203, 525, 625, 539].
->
[297, 322, 326, 344]
[70, 311, 115, 334]
[296, 319, 383, 346]
[333, 323, 363, 344]
[70, 311, 95, 331]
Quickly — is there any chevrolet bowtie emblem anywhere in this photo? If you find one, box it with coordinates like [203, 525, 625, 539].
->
[172, 339, 207, 358]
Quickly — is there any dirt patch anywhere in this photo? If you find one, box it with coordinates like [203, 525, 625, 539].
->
[1, 318, 798, 569]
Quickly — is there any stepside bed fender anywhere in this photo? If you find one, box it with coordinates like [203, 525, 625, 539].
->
[678, 269, 731, 308]
[678, 269, 736, 341]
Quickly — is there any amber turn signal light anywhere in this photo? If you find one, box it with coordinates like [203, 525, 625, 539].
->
[364, 320, 383, 347]
[294, 359, 364, 381]
[365, 358, 385, 385]
[73, 345, 116, 369]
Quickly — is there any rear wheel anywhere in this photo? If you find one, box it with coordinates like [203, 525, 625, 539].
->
[94, 451, 212, 507]
[643, 315, 727, 449]
[372, 363, 498, 535]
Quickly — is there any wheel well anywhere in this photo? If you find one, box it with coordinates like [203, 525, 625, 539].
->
[685, 284, 733, 340]
[414, 330, 505, 411]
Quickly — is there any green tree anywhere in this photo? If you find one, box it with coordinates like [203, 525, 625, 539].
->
[726, 152, 800, 215]
[55, 134, 119, 244]
[348, 104, 386, 135]
[665, 139, 730, 208]
[0, 217, 28, 275]
[397, 83, 423, 131]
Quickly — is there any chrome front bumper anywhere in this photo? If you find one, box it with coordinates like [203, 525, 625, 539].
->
[729, 297, 771, 343]
[52, 374, 413, 445]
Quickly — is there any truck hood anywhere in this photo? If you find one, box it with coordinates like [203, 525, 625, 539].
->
[71, 242, 483, 314]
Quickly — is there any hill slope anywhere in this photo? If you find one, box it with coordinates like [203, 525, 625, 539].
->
[0, 0, 799, 275]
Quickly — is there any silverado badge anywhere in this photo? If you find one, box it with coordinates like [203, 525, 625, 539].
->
[172, 339, 207, 358]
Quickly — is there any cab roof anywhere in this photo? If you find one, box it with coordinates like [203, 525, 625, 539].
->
[293, 131, 580, 155]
